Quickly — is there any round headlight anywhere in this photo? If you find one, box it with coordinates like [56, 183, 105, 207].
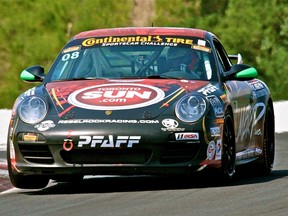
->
[175, 95, 207, 122]
[18, 96, 47, 124]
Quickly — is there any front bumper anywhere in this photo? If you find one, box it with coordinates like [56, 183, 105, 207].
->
[9, 116, 220, 177]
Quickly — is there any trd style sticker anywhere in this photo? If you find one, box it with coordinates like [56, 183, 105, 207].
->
[162, 119, 178, 128]
[34, 120, 56, 131]
[161, 119, 184, 131]
[68, 83, 165, 110]
[78, 135, 141, 148]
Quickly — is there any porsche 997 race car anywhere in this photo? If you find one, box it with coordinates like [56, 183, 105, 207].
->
[7, 27, 275, 189]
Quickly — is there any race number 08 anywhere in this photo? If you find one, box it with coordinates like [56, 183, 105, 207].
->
[62, 52, 80, 61]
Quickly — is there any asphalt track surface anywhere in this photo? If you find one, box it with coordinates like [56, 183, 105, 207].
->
[0, 133, 287, 216]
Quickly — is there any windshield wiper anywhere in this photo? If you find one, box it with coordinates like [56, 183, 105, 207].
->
[54, 77, 107, 81]
[146, 75, 180, 79]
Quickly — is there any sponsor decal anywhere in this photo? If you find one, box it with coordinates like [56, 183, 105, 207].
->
[162, 118, 178, 128]
[197, 39, 206, 46]
[247, 80, 268, 98]
[248, 80, 265, 91]
[236, 148, 262, 160]
[235, 102, 266, 143]
[62, 45, 81, 54]
[22, 133, 38, 142]
[34, 120, 56, 131]
[207, 141, 216, 160]
[161, 118, 184, 131]
[78, 135, 141, 148]
[210, 127, 220, 137]
[82, 36, 194, 47]
[175, 132, 199, 140]
[23, 87, 36, 97]
[197, 84, 218, 96]
[68, 83, 165, 110]
[215, 118, 224, 124]
[58, 119, 159, 124]
[105, 110, 112, 115]
[207, 95, 224, 117]
[215, 139, 222, 160]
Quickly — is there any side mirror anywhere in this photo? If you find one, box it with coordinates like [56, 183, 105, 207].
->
[20, 65, 45, 82]
[224, 64, 258, 80]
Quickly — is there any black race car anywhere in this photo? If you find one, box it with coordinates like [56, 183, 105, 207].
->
[7, 27, 275, 189]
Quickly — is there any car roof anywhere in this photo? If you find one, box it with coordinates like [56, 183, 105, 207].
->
[72, 27, 209, 40]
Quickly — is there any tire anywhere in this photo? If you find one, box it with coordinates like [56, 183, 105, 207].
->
[257, 104, 275, 175]
[221, 109, 236, 179]
[7, 142, 49, 189]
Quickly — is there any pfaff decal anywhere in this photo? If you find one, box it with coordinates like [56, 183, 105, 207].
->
[68, 83, 165, 110]
[78, 135, 141, 148]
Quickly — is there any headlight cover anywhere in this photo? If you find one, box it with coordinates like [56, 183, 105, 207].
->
[175, 95, 207, 122]
[18, 96, 47, 124]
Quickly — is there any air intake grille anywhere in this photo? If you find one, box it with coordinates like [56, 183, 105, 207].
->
[160, 142, 201, 164]
[18, 144, 54, 164]
[60, 149, 152, 164]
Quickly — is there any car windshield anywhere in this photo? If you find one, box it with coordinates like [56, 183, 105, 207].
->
[47, 36, 217, 81]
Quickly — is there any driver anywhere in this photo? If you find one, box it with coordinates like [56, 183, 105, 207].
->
[166, 47, 199, 73]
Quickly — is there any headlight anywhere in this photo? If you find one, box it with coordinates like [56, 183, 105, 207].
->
[175, 95, 207, 122]
[18, 96, 47, 124]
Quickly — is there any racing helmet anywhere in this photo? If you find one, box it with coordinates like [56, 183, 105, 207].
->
[166, 47, 198, 71]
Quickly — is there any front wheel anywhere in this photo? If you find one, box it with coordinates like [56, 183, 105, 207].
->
[7, 141, 49, 189]
[8, 170, 49, 189]
[221, 110, 236, 180]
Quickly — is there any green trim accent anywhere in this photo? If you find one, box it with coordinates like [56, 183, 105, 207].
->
[236, 67, 258, 79]
[20, 70, 36, 81]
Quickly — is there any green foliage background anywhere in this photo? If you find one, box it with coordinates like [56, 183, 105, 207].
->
[0, 0, 287, 108]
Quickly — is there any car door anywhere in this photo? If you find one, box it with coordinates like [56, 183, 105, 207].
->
[212, 38, 254, 153]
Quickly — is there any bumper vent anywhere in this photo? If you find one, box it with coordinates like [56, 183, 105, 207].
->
[160, 142, 201, 164]
[18, 144, 54, 164]
[60, 149, 152, 164]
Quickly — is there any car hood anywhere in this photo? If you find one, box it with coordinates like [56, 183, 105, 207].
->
[45, 79, 209, 119]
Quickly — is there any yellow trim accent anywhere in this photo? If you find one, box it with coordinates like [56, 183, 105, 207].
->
[160, 88, 185, 108]
[51, 88, 64, 110]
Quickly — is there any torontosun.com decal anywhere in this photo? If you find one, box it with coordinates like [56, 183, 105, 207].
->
[68, 83, 165, 110]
